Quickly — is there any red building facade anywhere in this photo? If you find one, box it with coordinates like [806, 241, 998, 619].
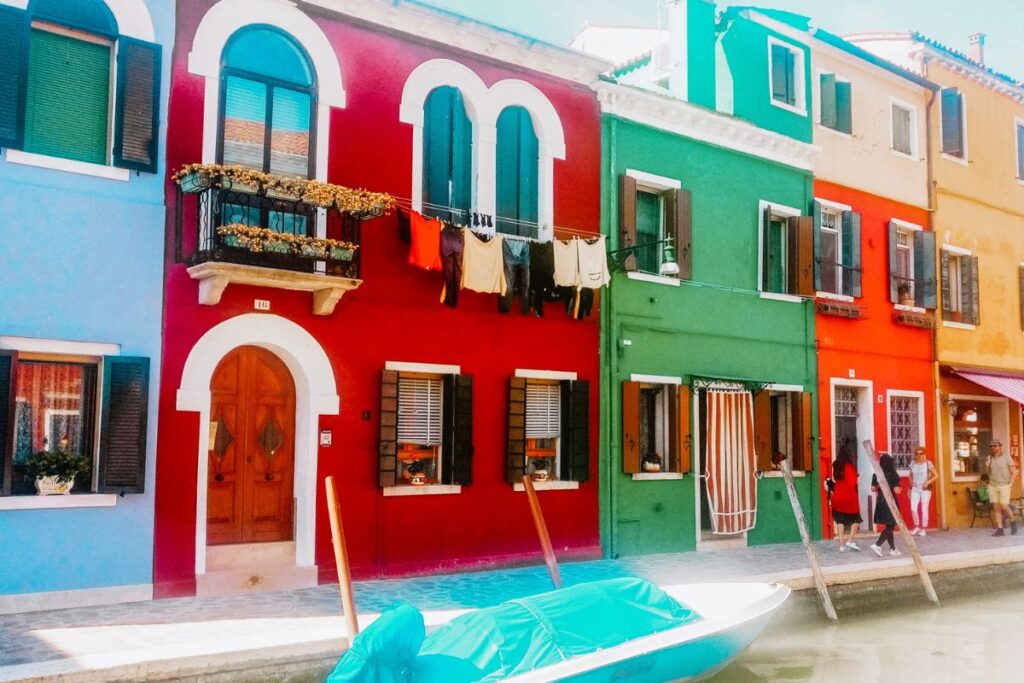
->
[154, 0, 606, 598]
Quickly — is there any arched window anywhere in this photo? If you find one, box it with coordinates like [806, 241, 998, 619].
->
[219, 26, 316, 178]
[422, 86, 472, 222]
[495, 106, 538, 237]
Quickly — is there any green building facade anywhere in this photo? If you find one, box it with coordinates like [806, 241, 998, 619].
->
[593, 2, 822, 557]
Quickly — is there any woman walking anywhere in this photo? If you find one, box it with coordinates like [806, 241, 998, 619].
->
[909, 447, 937, 536]
[831, 442, 862, 552]
[870, 453, 903, 557]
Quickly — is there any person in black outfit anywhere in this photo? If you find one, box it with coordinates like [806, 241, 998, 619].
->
[870, 452, 903, 557]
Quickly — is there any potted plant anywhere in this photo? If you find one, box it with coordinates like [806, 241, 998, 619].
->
[531, 458, 551, 482]
[406, 460, 428, 486]
[24, 449, 90, 496]
[642, 453, 663, 473]
[897, 282, 915, 307]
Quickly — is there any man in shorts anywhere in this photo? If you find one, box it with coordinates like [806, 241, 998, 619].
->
[986, 440, 1019, 536]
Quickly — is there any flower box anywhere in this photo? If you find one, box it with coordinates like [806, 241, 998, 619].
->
[328, 247, 355, 262]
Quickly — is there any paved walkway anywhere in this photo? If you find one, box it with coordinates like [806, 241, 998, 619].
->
[2, 528, 1023, 681]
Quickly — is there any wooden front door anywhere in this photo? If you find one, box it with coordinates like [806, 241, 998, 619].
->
[207, 346, 295, 545]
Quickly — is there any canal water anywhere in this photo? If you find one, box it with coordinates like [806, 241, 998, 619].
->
[709, 587, 1024, 682]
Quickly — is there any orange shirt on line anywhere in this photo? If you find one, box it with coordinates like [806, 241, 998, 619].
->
[409, 211, 443, 271]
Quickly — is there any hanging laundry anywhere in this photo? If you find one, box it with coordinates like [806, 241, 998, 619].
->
[576, 235, 610, 290]
[529, 241, 555, 317]
[498, 239, 531, 314]
[553, 238, 579, 288]
[408, 211, 443, 271]
[439, 222, 464, 307]
[461, 229, 507, 295]
[396, 208, 411, 242]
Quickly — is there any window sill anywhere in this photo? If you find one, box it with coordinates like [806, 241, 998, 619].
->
[513, 481, 580, 492]
[631, 472, 684, 481]
[769, 98, 807, 117]
[894, 304, 927, 314]
[816, 291, 854, 303]
[0, 494, 118, 511]
[4, 150, 130, 182]
[759, 292, 803, 304]
[941, 152, 968, 167]
[890, 149, 919, 162]
[760, 470, 806, 478]
[942, 321, 977, 331]
[626, 272, 680, 287]
[382, 485, 461, 497]
[817, 124, 852, 139]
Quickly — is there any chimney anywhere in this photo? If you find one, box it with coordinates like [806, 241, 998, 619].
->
[969, 33, 986, 65]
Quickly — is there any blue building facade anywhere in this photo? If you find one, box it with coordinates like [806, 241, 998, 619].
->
[0, 0, 170, 611]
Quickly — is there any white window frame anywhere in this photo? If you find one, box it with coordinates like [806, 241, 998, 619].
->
[891, 219, 924, 311]
[512, 368, 580, 492]
[767, 36, 806, 116]
[886, 390, 925, 475]
[940, 89, 969, 166]
[819, 206, 843, 297]
[941, 244, 975, 330]
[1014, 117, 1024, 184]
[626, 168, 680, 278]
[758, 199, 802, 302]
[813, 68, 851, 137]
[889, 97, 918, 160]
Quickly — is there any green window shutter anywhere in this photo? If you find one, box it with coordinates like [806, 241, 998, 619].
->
[559, 380, 590, 483]
[113, 37, 161, 172]
[812, 200, 823, 292]
[378, 370, 399, 488]
[98, 357, 149, 494]
[0, 6, 28, 149]
[517, 109, 538, 230]
[887, 221, 900, 303]
[496, 107, 538, 236]
[24, 29, 110, 164]
[450, 89, 473, 216]
[785, 48, 796, 106]
[0, 352, 16, 495]
[506, 377, 527, 484]
[940, 88, 964, 156]
[423, 87, 472, 220]
[913, 230, 937, 309]
[441, 374, 473, 486]
[635, 190, 661, 274]
[841, 211, 862, 298]
[940, 250, 952, 319]
[771, 44, 788, 102]
[835, 81, 852, 134]
[969, 255, 980, 326]
[819, 73, 837, 129]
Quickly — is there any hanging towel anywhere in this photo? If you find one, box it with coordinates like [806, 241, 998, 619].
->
[553, 239, 579, 288]
[576, 236, 610, 290]
[461, 229, 507, 295]
[408, 211, 443, 271]
[704, 389, 758, 535]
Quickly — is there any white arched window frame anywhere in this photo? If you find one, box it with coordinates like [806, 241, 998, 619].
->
[187, 0, 345, 184]
[400, 60, 566, 241]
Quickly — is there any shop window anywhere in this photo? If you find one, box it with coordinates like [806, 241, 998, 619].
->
[495, 106, 538, 237]
[753, 389, 813, 472]
[889, 395, 922, 470]
[621, 381, 692, 475]
[422, 86, 473, 223]
[953, 401, 992, 477]
[0, 352, 149, 496]
[940, 249, 979, 325]
[507, 376, 589, 484]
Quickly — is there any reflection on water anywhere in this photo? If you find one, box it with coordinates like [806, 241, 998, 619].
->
[710, 588, 1024, 682]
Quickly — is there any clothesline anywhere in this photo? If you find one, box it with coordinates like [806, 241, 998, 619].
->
[390, 196, 602, 240]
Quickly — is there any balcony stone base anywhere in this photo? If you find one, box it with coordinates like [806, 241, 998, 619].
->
[188, 262, 362, 316]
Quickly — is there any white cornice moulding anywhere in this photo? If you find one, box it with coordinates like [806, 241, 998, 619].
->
[596, 83, 820, 171]
[927, 50, 1024, 104]
[299, 0, 611, 86]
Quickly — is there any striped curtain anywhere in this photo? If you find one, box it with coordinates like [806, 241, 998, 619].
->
[704, 389, 758, 535]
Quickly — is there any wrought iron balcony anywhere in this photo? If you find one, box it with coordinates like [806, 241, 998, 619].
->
[174, 165, 392, 315]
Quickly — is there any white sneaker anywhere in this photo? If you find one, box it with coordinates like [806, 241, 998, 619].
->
[838, 545, 846, 552]
[890, 548, 902, 557]
[919, 530, 927, 537]
[911, 528, 921, 536]
[845, 541, 861, 551]
[870, 544, 883, 557]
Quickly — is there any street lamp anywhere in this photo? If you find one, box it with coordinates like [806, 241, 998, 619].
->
[608, 235, 680, 277]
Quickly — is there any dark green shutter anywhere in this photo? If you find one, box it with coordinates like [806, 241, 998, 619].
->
[619, 174, 638, 272]
[450, 90, 473, 216]
[940, 88, 963, 156]
[378, 370, 399, 488]
[968, 255, 980, 325]
[560, 380, 590, 483]
[0, 352, 15, 495]
[423, 87, 472, 219]
[114, 37, 161, 173]
[496, 107, 538, 236]
[98, 356, 149, 494]
[841, 211, 861, 298]
[785, 48, 796, 106]
[959, 255, 973, 324]
[835, 80, 852, 134]
[940, 250, 952, 320]
[812, 200, 823, 292]
[771, 44, 788, 102]
[888, 221, 900, 303]
[441, 374, 473, 486]
[914, 230, 937, 309]
[0, 6, 28, 149]
[506, 377, 527, 484]
[819, 73, 837, 130]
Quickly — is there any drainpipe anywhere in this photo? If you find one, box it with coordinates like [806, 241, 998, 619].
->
[602, 107, 619, 558]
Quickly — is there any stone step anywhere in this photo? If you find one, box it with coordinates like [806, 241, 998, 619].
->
[206, 542, 297, 570]
[196, 564, 318, 597]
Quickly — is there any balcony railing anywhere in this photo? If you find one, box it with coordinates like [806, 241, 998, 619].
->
[173, 165, 393, 315]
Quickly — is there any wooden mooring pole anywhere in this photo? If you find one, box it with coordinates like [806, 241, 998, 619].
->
[522, 475, 563, 590]
[325, 475, 361, 638]
[780, 460, 837, 621]
[863, 441, 940, 605]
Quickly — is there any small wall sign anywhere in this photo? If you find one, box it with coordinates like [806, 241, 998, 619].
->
[320, 430, 333, 447]
[254, 299, 271, 311]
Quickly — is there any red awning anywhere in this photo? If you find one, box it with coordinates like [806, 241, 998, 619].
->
[954, 370, 1024, 405]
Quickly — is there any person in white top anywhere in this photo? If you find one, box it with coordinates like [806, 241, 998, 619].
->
[908, 447, 937, 536]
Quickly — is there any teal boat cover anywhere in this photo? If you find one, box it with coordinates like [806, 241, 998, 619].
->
[327, 578, 700, 683]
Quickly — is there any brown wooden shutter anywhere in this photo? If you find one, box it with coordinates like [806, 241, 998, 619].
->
[506, 377, 527, 484]
[674, 188, 693, 280]
[378, 370, 399, 488]
[675, 385, 692, 474]
[788, 216, 815, 297]
[792, 392, 814, 472]
[113, 38, 161, 173]
[753, 390, 773, 472]
[619, 174, 638, 272]
[98, 356, 150, 494]
[441, 374, 473, 485]
[622, 381, 641, 474]
[0, 351, 16, 495]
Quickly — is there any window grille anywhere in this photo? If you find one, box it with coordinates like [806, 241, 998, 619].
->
[835, 387, 859, 418]
[890, 396, 920, 470]
[526, 382, 561, 439]
[397, 376, 442, 446]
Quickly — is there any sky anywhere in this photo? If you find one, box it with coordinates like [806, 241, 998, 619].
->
[419, 0, 1024, 80]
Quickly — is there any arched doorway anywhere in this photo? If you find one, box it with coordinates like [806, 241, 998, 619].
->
[207, 345, 296, 545]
